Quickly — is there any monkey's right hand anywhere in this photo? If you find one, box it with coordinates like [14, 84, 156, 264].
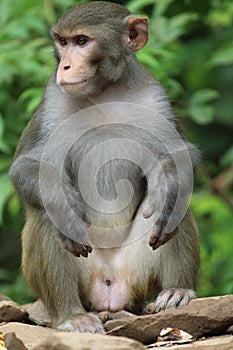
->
[58, 231, 92, 257]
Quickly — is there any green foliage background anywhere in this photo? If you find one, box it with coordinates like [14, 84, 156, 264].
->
[0, 0, 232, 303]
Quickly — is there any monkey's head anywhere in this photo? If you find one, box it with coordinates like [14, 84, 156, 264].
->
[51, 1, 148, 98]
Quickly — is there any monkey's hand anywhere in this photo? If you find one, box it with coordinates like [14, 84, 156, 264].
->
[143, 204, 178, 250]
[58, 231, 92, 257]
[56, 313, 105, 333]
[143, 156, 181, 250]
[143, 289, 196, 314]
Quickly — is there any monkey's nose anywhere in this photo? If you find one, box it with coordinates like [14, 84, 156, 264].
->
[64, 65, 71, 70]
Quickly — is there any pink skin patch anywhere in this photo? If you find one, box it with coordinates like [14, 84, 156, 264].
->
[89, 276, 129, 311]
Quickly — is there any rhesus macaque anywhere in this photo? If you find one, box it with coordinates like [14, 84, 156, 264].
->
[10, 1, 200, 333]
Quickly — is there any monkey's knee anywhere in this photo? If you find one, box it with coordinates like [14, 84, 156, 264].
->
[143, 288, 196, 314]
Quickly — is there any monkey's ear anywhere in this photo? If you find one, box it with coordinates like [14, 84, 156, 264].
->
[125, 15, 148, 52]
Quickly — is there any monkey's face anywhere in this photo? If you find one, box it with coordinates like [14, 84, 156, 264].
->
[51, 6, 148, 99]
[52, 30, 109, 98]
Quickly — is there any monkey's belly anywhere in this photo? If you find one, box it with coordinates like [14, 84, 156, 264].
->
[89, 276, 129, 311]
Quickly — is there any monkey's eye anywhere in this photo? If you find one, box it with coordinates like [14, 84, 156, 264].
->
[58, 37, 67, 46]
[75, 36, 89, 46]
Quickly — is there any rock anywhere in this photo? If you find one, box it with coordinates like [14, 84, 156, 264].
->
[4, 332, 28, 350]
[0, 322, 144, 350]
[106, 295, 233, 344]
[32, 333, 144, 350]
[0, 323, 58, 350]
[0, 301, 28, 322]
[25, 300, 51, 326]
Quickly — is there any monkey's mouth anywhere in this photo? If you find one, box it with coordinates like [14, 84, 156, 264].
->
[59, 77, 91, 86]
[61, 81, 87, 88]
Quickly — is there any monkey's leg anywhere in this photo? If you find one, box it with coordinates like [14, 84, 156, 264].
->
[143, 210, 199, 314]
[22, 207, 104, 333]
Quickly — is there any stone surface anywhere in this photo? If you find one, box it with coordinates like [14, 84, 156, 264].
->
[106, 295, 233, 344]
[0, 323, 57, 350]
[1, 296, 233, 349]
[25, 300, 51, 326]
[0, 322, 144, 350]
[32, 333, 144, 350]
[4, 332, 28, 350]
[0, 301, 28, 322]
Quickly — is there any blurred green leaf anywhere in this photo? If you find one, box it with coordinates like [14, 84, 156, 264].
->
[0, 174, 13, 225]
[188, 89, 219, 124]
[127, 0, 159, 12]
[20, 87, 44, 115]
[208, 45, 233, 67]
[7, 193, 22, 217]
[221, 146, 233, 167]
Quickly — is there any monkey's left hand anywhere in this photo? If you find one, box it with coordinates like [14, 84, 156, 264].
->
[149, 221, 177, 250]
[58, 231, 92, 257]
[143, 187, 178, 250]
[143, 157, 180, 250]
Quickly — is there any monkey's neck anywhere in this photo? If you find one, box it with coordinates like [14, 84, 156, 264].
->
[83, 59, 156, 108]
[123, 56, 156, 89]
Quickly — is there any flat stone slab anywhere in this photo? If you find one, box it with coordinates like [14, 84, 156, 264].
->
[106, 295, 233, 344]
[0, 301, 28, 323]
[0, 322, 144, 350]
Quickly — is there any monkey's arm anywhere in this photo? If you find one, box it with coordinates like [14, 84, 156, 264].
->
[143, 140, 200, 250]
[9, 116, 91, 257]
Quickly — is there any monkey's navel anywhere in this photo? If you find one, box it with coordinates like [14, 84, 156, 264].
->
[105, 279, 111, 286]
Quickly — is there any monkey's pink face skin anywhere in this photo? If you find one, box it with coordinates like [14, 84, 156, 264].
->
[54, 32, 104, 97]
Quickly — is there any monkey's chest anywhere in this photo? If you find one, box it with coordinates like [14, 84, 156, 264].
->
[71, 132, 146, 226]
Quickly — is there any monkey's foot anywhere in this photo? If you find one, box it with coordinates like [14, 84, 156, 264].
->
[143, 288, 196, 314]
[56, 313, 105, 333]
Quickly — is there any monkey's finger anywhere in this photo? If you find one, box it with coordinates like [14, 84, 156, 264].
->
[143, 202, 156, 219]
[71, 243, 92, 258]
[149, 232, 165, 250]
[85, 245, 92, 253]
[158, 228, 177, 246]
[143, 208, 153, 219]
[149, 224, 178, 250]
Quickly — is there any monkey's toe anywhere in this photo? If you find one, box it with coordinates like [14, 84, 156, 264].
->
[155, 288, 196, 311]
[99, 311, 112, 323]
[143, 302, 157, 314]
[143, 289, 196, 314]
